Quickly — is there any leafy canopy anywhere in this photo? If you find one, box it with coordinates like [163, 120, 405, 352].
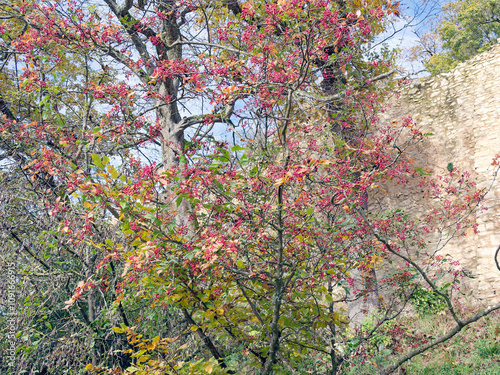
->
[419, 0, 500, 75]
[1, 1, 499, 375]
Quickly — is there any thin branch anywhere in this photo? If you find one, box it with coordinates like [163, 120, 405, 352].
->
[103, 0, 152, 64]
[168, 40, 247, 55]
[295, 69, 398, 102]
[9, 230, 50, 271]
[382, 301, 500, 374]
[356, 207, 463, 325]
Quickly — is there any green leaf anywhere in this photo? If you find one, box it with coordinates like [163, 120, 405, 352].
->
[176, 195, 184, 207]
[232, 145, 246, 152]
[56, 117, 66, 127]
[144, 213, 157, 220]
[185, 249, 198, 260]
[91, 154, 103, 168]
[130, 239, 142, 247]
[415, 167, 430, 176]
[239, 153, 248, 164]
[179, 153, 187, 165]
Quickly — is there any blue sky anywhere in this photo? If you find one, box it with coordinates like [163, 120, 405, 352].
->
[378, 0, 449, 75]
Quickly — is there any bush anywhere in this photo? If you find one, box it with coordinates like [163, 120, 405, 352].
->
[410, 285, 447, 316]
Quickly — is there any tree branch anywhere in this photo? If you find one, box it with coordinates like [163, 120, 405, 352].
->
[179, 99, 237, 130]
[103, 0, 152, 64]
[382, 301, 500, 374]
[295, 69, 398, 102]
[354, 208, 500, 373]
[168, 40, 247, 55]
[181, 308, 235, 373]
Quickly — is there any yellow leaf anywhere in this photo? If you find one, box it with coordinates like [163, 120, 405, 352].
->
[107, 164, 119, 179]
[84, 364, 93, 370]
[203, 362, 214, 374]
[274, 177, 285, 187]
[371, 255, 383, 266]
[164, 335, 179, 343]
[205, 310, 216, 320]
[332, 312, 340, 323]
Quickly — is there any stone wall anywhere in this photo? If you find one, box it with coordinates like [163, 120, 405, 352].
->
[378, 43, 500, 304]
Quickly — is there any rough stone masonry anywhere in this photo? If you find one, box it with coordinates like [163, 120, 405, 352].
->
[378, 42, 500, 305]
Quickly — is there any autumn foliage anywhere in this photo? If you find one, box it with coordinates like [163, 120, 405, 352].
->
[0, 1, 499, 374]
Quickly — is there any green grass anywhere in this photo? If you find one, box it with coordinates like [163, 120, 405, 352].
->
[343, 305, 500, 374]
[399, 307, 500, 374]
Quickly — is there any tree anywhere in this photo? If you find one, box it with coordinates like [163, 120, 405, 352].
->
[410, 0, 500, 75]
[1, 1, 499, 374]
